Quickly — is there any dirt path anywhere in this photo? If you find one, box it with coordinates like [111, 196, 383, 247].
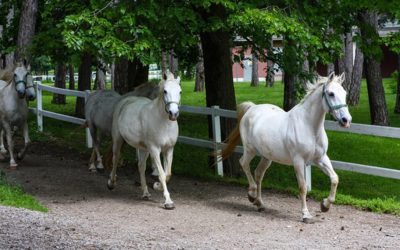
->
[0, 142, 399, 249]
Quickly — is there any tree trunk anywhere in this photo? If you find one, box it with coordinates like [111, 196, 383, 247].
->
[283, 40, 297, 111]
[15, 0, 38, 63]
[161, 51, 168, 76]
[75, 52, 92, 118]
[343, 32, 353, 91]
[301, 57, 310, 89]
[250, 54, 259, 87]
[200, 5, 239, 177]
[327, 63, 335, 75]
[113, 57, 129, 94]
[266, 58, 275, 87]
[134, 60, 149, 85]
[395, 55, 400, 113]
[68, 64, 75, 90]
[95, 65, 106, 90]
[338, 35, 346, 75]
[359, 11, 389, 125]
[52, 62, 66, 104]
[348, 44, 364, 106]
[169, 50, 179, 77]
[194, 42, 205, 92]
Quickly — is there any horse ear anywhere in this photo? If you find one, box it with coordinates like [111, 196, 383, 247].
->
[328, 72, 335, 82]
[339, 72, 345, 85]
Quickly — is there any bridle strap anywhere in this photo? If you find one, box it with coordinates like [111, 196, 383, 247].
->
[322, 84, 347, 111]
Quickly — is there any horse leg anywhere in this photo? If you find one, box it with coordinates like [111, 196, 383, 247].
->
[94, 132, 104, 171]
[253, 157, 272, 212]
[17, 122, 30, 160]
[149, 147, 174, 209]
[315, 154, 339, 213]
[88, 125, 98, 172]
[107, 134, 124, 190]
[163, 147, 173, 183]
[0, 129, 7, 154]
[239, 147, 257, 203]
[3, 124, 16, 169]
[137, 149, 151, 199]
[293, 160, 313, 223]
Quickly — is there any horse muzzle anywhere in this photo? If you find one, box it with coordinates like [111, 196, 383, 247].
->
[168, 111, 179, 121]
[338, 117, 351, 128]
[17, 91, 26, 99]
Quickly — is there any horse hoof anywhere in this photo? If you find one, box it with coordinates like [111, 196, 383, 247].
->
[0, 149, 7, 155]
[302, 217, 315, 224]
[320, 200, 330, 212]
[96, 167, 105, 173]
[257, 206, 266, 212]
[142, 195, 151, 200]
[17, 153, 24, 160]
[164, 203, 175, 210]
[107, 180, 115, 190]
[9, 164, 17, 170]
[248, 194, 256, 203]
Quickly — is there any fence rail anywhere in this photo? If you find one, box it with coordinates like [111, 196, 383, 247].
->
[33, 82, 400, 191]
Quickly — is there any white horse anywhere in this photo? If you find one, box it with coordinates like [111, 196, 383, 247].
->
[85, 83, 160, 172]
[220, 73, 352, 222]
[0, 63, 36, 169]
[106, 73, 181, 209]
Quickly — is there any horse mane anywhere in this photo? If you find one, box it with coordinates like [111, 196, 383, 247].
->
[300, 74, 343, 103]
[0, 65, 16, 82]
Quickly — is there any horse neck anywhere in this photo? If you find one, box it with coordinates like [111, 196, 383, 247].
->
[290, 86, 326, 133]
[152, 94, 169, 120]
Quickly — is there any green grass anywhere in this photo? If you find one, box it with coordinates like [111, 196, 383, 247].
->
[2, 79, 400, 215]
[0, 171, 47, 212]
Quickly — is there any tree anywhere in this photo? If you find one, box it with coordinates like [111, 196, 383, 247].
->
[75, 52, 92, 118]
[348, 43, 364, 105]
[194, 42, 204, 92]
[15, 0, 38, 63]
[359, 11, 389, 125]
[68, 64, 75, 90]
[250, 53, 259, 87]
[52, 62, 66, 104]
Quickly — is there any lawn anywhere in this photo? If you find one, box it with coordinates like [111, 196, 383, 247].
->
[1, 78, 400, 215]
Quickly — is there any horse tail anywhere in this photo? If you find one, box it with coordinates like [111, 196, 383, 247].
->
[104, 143, 114, 169]
[219, 101, 255, 160]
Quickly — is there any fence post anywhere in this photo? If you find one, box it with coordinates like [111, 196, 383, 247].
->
[211, 106, 223, 176]
[304, 165, 312, 191]
[84, 90, 93, 148]
[36, 81, 43, 132]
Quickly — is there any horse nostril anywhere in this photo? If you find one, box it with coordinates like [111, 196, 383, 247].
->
[168, 111, 173, 116]
[341, 117, 348, 123]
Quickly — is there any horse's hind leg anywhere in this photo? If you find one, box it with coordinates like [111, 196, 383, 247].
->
[88, 125, 98, 172]
[17, 122, 31, 160]
[107, 134, 124, 190]
[0, 129, 7, 154]
[239, 147, 257, 203]
[253, 157, 272, 212]
[137, 149, 150, 199]
[94, 132, 104, 171]
[315, 154, 339, 213]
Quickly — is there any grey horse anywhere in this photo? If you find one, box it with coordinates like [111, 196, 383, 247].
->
[85, 82, 160, 172]
[0, 63, 36, 169]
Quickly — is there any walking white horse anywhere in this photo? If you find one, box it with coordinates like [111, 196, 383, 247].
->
[106, 73, 181, 209]
[220, 73, 352, 222]
[85, 83, 160, 172]
[0, 63, 36, 169]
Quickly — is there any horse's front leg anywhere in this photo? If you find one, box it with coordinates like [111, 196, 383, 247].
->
[149, 147, 174, 209]
[0, 129, 7, 154]
[315, 154, 339, 212]
[3, 123, 16, 169]
[17, 122, 31, 160]
[137, 149, 151, 199]
[163, 147, 174, 183]
[293, 158, 312, 223]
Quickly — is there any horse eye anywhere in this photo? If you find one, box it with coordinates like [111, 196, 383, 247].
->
[328, 92, 335, 97]
[163, 90, 167, 94]
[179, 91, 182, 94]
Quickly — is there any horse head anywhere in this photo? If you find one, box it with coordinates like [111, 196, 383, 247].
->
[161, 72, 181, 121]
[13, 63, 36, 100]
[322, 73, 352, 128]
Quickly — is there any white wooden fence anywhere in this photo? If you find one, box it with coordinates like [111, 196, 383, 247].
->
[32, 82, 400, 191]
